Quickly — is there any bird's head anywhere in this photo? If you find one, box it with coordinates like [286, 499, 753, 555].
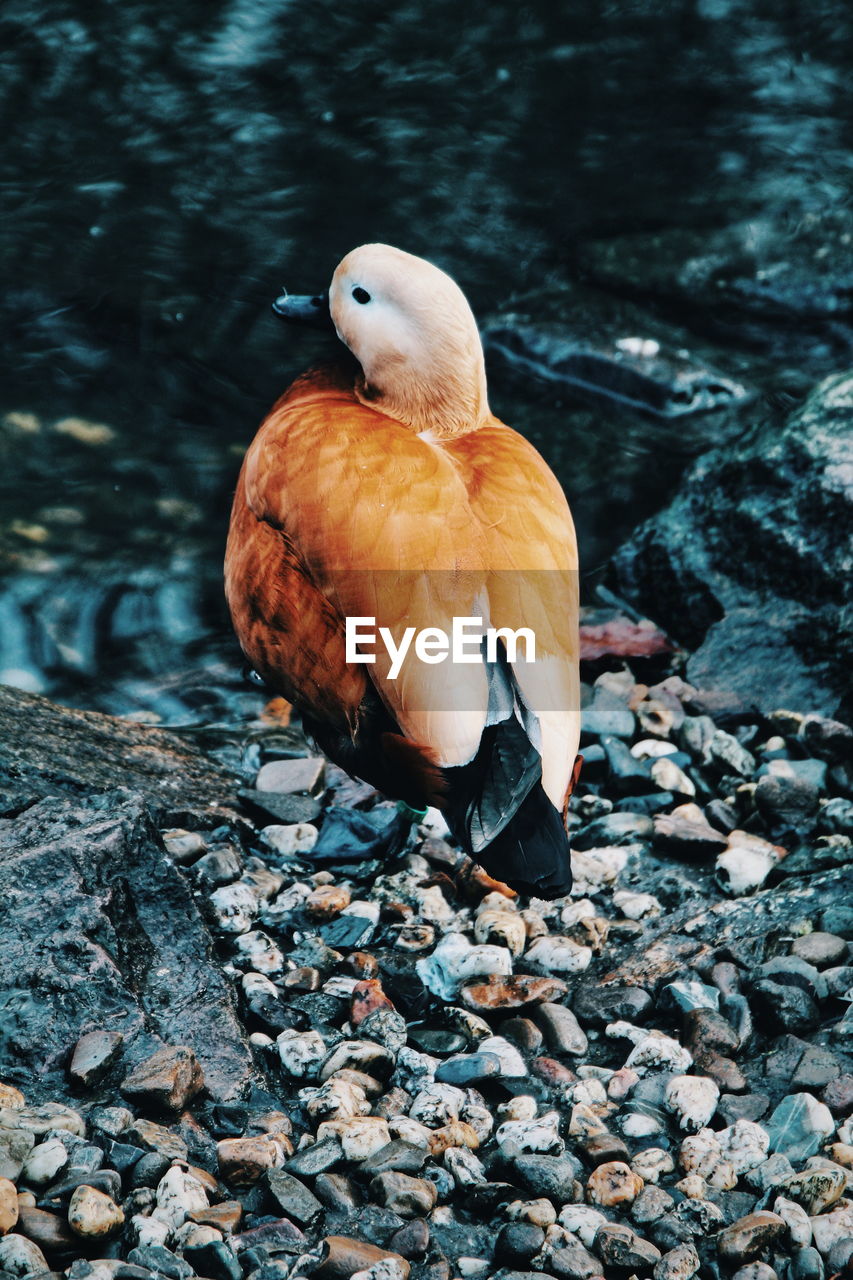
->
[276, 244, 490, 437]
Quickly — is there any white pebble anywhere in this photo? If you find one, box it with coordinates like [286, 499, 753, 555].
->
[21, 1136, 68, 1186]
[612, 890, 663, 920]
[477, 1036, 527, 1077]
[557, 1204, 607, 1248]
[152, 1166, 208, 1231]
[261, 823, 318, 856]
[410, 1083, 466, 1128]
[665, 1076, 720, 1132]
[474, 909, 526, 956]
[444, 1145, 487, 1187]
[415, 933, 512, 1000]
[233, 929, 284, 974]
[524, 935, 592, 974]
[496, 1111, 563, 1154]
[631, 1148, 675, 1184]
[716, 1119, 770, 1174]
[679, 1129, 737, 1190]
[773, 1195, 812, 1248]
[209, 882, 257, 933]
[276, 1029, 327, 1078]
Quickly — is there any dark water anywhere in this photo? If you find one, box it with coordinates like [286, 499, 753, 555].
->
[1, 0, 852, 718]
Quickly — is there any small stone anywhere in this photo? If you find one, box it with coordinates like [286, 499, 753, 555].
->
[574, 985, 652, 1027]
[653, 1243, 700, 1280]
[538, 1227, 602, 1280]
[654, 805, 728, 858]
[678, 1129, 737, 1189]
[732, 1266, 779, 1280]
[524, 936, 593, 975]
[277, 1028, 328, 1078]
[390, 1218, 429, 1260]
[497, 1111, 563, 1155]
[162, 829, 206, 862]
[811, 1199, 853, 1255]
[716, 1120, 770, 1174]
[772, 1195, 812, 1248]
[0, 1087, 24, 1110]
[659, 981, 720, 1014]
[461, 974, 568, 1012]
[234, 929, 285, 974]
[586, 1161, 643, 1206]
[477, 1035, 528, 1078]
[21, 1136, 69, 1187]
[0, 1232, 49, 1276]
[595, 1222, 661, 1268]
[631, 1149, 676, 1185]
[682, 1008, 740, 1057]
[153, 1165, 209, 1231]
[620, 1027, 693, 1075]
[210, 882, 258, 932]
[651, 758, 696, 797]
[751, 980, 820, 1035]
[130, 1118, 188, 1161]
[316, 1117, 391, 1162]
[534, 1004, 589, 1056]
[717, 1212, 786, 1263]
[308, 884, 352, 920]
[557, 1205, 608, 1247]
[68, 1030, 124, 1087]
[189, 1200, 243, 1232]
[766, 1093, 835, 1162]
[755, 774, 820, 831]
[265, 1169, 324, 1224]
[67, 1184, 125, 1237]
[665, 1076, 720, 1132]
[496, 1222, 546, 1267]
[0, 1101, 84, 1136]
[0, 1178, 17, 1235]
[507, 1198, 557, 1228]
[256, 757, 325, 794]
[632, 1185, 675, 1225]
[779, 1167, 846, 1215]
[515, 1154, 583, 1203]
[792, 932, 849, 968]
[121, 1046, 204, 1113]
[217, 1135, 289, 1186]
[261, 821, 319, 855]
[317, 1235, 411, 1280]
[434, 1053, 503, 1086]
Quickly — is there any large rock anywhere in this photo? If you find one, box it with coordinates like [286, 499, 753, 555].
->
[612, 372, 853, 717]
[0, 789, 257, 1103]
[0, 684, 241, 823]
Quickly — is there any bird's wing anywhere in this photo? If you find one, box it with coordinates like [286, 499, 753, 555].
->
[236, 370, 491, 766]
[444, 420, 581, 809]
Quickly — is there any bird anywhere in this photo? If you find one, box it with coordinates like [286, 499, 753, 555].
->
[225, 243, 581, 898]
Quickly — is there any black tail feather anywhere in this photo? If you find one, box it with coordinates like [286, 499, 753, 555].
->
[443, 711, 573, 900]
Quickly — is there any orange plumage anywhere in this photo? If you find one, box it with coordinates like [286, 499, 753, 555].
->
[225, 244, 580, 896]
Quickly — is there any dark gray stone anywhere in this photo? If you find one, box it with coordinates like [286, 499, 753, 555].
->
[612, 372, 853, 718]
[0, 790, 257, 1104]
[749, 980, 820, 1035]
[573, 983, 653, 1028]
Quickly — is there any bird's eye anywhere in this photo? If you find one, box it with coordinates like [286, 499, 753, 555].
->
[352, 286, 371, 304]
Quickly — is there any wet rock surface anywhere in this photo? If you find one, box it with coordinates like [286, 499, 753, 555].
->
[1, 649, 851, 1280]
[612, 372, 853, 719]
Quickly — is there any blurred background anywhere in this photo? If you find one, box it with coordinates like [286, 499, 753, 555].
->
[1, 0, 851, 721]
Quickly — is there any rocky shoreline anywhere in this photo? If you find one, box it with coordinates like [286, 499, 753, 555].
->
[1, 629, 851, 1280]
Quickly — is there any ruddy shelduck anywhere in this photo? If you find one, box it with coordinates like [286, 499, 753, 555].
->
[225, 244, 580, 897]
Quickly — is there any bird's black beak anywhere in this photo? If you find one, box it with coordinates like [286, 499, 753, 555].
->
[272, 289, 334, 330]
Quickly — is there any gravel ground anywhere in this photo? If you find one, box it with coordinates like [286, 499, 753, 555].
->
[1, 649, 852, 1280]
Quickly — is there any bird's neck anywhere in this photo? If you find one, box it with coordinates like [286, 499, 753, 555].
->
[354, 351, 491, 438]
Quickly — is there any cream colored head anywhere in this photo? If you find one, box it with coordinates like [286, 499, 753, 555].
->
[328, 243, 490, 436]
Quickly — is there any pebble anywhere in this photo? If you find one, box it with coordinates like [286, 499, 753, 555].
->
[766, 1093, 835, 1161]
[716, 1120, 771, 1174]
[416, 934, 513, 1000]
[654, 1243, 700, 1280]
[318, 1235, 411, 1279]
[121, 1046, 205, 1113]
[153, 1166, 209, 1231]
[256, 756, 325, 794]
[265, 1168, 324, 1224]
[792, 932, 849, 968]
[772, 1194, 812, 1247]
[21, 1135, 69, 1186]
[717, 1212, 787, 1263]
[586, 1161, 644, 1206]
[0, 1233, 49, 1276]
[67, 1184, 125, 1237]
[68, 1030, 124, 1087]
[461, 975, 568, 1012]
[0, 1178, 17, 1234]
[595, 1221, 662, 1268]
[665, 1075, 720, 1131]
[217, 1135, 289, 1184]
[534, 1003, 589, 1056]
